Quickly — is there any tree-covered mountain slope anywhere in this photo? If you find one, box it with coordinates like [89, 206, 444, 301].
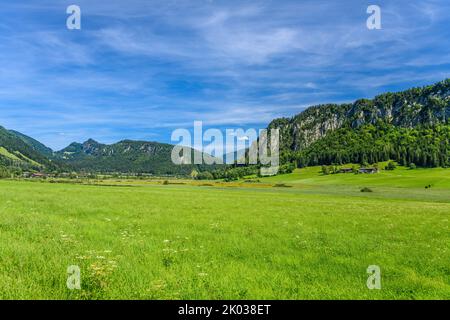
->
[296, 123, 450, 167]
[8, 130, 54, 157]
[54, 138, 220, 175]
[269, 79, 450, 167]
[0, 126, 56, 172]
[1, 126, 223, 175]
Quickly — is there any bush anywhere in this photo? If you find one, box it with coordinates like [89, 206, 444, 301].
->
[273, 183, 292, 188]
[279, 163, 295, 174]
[197, 171, 214, 180]
[224, 176, 238, 182]
[409, 163, 417, 170]
[190, 170, 199, 179]
[0, 167, 11, 179]
[385, 161, 396, 171]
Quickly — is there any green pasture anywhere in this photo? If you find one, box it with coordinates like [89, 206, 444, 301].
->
[0, 166, 449, 299]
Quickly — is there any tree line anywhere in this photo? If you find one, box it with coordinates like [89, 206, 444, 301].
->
[286, 123, 450, 168]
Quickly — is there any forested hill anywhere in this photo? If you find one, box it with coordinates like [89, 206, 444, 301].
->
[53, 138, 220, 175]
[0, 126, 56, 173]
[269, 79, 450, 167]
[0, 127, 222, 175]
[9, 130, 53, 157]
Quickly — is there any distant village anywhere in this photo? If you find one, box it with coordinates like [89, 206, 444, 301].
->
[21, 165, 381, 181]
[20, 171, 176, 179]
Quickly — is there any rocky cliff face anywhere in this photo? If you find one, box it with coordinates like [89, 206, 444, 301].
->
[269, 79, 450, 152]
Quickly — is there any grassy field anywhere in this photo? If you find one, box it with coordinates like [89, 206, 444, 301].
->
[0, 166, 449, 299]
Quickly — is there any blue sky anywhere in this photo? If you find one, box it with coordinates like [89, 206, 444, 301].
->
[0, 0, 449, 150]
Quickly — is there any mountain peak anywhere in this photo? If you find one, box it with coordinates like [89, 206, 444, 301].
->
[84, 138, 100, 145]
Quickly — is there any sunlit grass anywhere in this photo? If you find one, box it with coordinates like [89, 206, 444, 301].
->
[0, 173, 449, 299]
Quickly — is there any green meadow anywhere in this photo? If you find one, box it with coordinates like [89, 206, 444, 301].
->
[0, 166, 449, 299]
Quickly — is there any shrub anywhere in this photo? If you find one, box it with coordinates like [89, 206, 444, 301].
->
[273, 183, 293, 188]
[190, 170, 199, 179]
[224, 176, 238, 182]
[385, 161, 396, 171]
[197, 171, 214, 180]
[278, 163, 296, 174]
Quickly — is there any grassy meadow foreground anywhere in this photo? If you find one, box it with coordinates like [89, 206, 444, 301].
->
[0, 166, 449, 299]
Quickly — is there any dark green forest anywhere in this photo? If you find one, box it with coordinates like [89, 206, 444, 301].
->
[271, 78, 450, 169]
[289, 123, 450, 168]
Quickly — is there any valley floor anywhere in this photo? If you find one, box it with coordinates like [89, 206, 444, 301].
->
[0, 167, 449, 299]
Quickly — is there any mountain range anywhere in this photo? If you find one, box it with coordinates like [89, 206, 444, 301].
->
[0, 128, 219, 175]
[53, 138, 216, 175]
[0, 78, 449, 176]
